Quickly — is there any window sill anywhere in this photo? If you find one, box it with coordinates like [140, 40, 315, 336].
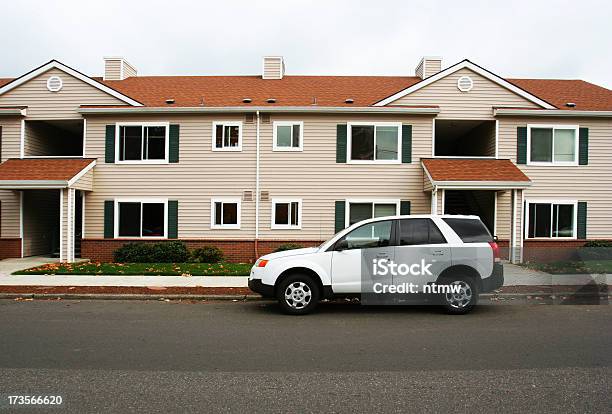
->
[524, 237, 577, 241]
[115, 160, 169, 165]
[347, 160, 401, 165]
[212, 147, 243, 152]
[271, 225, 302, 230]
[210, 225, 241, 230]
[526, 161, 578, 167]
[273, 147, 303, 152]
[113, 236, 168, 240]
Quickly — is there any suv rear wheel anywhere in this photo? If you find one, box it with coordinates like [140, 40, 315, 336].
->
[277, 274, 320, 315]
[440, 277, 478, 314]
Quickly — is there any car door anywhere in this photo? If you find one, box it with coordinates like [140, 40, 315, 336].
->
[330, 219, 395, 293]
[393, 218, 450, 293]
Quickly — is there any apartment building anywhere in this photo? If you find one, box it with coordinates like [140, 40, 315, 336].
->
[0, 56, 610, 263]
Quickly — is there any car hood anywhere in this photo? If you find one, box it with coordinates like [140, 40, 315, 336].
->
[261, 247, 320, 260]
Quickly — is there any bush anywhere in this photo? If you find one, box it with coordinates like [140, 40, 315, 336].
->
[274, 243, 304, 253]
[190, 246, 224, 263]
[113, 241, 190, 263]
[579, 240, 612, 261]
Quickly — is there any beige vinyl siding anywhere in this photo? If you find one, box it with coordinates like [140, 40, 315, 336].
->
[0, 68, 127, 119]
[84, 115, 257, 239]
[71, 168, 94, 191]
[0, 119, 22, 160]
[22, 190, 58, 256]
[60, 188, 69, 260]
[499, 117, 612, 239]
[389, 68, 540, 119]
[104, 61, 122, 81]
[0, 190, 21, 238]
[495, 190, 512, 240]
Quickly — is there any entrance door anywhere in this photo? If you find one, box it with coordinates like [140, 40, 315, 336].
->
[444, 190, 495, 236]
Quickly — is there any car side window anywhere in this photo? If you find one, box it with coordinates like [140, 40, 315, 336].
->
[337, 220, 393, 250]
[399, 219, 447, 246]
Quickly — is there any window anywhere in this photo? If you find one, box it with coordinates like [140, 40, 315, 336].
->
[116, 200, 166, 238]
[117, 123, 168, 162]
[213, 122, 242, 151]
[526, 201, 576, 239]
[337, 220, 393, 250]
[211, 198, 240, 229]
[442, 218, 492, 243]
[528, 125, 578, 165]
[399, 219, 447, 245]
[272, 199, 301, 229]
[273, 121, 303, 151]
[348, 123, 401, 163]
[347, 200, 399, 227]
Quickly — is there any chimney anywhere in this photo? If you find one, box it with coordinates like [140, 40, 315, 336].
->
[415, 56, 442, 79]
[103, 57, 137, 81]
[262, 56, 285, 80]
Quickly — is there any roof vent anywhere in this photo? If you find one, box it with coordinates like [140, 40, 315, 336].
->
[266, 98, 276, 104]
[457, 76, 474, 92]
[565, 102, 576, 108]
[262, 56, 285, 79]
[242, 98, 252, 103]
[103, 57, 137, 80]
[165, 98, 175, 104]
[345, 98, 354, 104]
[46, 76, 63, 92]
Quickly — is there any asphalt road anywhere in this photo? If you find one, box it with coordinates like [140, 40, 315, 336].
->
[0, 300, 610, 413]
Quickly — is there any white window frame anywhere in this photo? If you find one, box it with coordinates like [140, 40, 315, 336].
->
[212, 121, 243, 152]
[115, 122, 170, 164]
[345, 198, 400, 227]
[210, 197, 241, 229]
[114, 198, 168, 239]
[524, 198, 578, 240]
[271, 198, 302, 229]
[347, 122, 402, 164]
[526, 124, 579, 166]
[273, 121, 304, 151]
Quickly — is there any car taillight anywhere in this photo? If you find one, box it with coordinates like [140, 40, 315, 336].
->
[257, 259, 269, 268]
[488, 241, 501, 263]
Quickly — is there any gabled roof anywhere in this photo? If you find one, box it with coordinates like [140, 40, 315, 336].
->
[0, 60, 143, 106]
[0, 158, 96, 189]
[422, 158, 531, 189]
[374, 60, 556, 108]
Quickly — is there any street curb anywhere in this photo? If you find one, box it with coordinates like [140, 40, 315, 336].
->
[0, 292, 609, 301]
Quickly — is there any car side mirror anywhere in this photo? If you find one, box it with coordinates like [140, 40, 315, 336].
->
[335, 239, 349, 251]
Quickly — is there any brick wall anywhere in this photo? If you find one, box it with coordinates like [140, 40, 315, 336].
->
[81, 238, 323, 263]
[522, 240, 593, 263]
[0, 238, 22, 260]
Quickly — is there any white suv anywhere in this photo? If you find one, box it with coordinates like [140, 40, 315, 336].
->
[249, 215, 503, 315]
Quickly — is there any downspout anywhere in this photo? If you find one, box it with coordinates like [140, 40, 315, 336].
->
[254, 110, 260, 259]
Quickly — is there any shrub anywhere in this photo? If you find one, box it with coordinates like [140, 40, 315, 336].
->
[113, 241, 190, 263]
[579, 240, 612, 261]
[190, 246, 224, 263]
[274, 243, 304, 253]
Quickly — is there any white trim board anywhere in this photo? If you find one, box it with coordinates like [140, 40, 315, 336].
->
[0, 60, 143, 107]
[374, 59, 555, 109]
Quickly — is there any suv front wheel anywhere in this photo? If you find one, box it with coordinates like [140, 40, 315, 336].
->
[440, 277, 479, 314]
[277, 274, 320, 315]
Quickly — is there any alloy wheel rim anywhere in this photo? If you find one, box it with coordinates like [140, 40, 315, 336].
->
[445, 281, 473, 309]
[284, 281, 312, 309]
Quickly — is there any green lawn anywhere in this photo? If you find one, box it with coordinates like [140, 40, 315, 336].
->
[13, 262, 252, 276]
[521, 260, 612, 275]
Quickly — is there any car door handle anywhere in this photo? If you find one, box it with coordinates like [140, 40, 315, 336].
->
[376, 252, 390, 258]
[431, 250, 445, 256]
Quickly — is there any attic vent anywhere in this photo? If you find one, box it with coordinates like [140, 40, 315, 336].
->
[46, 76, 63, 92]
[260, 191, 270, 201]
[242, 190, 254, 202]
[261, 114, 271, 124]
[565, 102, 576, 108]
[266, 98, 276, 104]
[345, 98, 354, 104]
[242, 98, 252, 103]
[245, 113, 255, 124]
[457, 76, 473, 92]
[165, 98, 175, 104]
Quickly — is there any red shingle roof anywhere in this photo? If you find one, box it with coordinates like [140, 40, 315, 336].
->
[0, 158, 95, 181]
[509, 79, 612, 111]
[422, 159, 531, 182]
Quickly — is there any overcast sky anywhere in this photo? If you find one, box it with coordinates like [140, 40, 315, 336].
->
[2, 0, 611, 88]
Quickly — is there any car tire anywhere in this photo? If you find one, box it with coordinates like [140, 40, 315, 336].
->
[439, 276, 479, 315]
[276, 274, 320, 315]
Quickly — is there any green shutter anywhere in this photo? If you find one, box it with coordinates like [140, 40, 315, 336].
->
[517, 126, 527, 164]
[401, 125, 412, 163]
[579, 128, 588, 165]
[168, 200, 178, 239]
[577, 202, 587, 239]
[169, 124, 180, 163]
[400, 200, 411, 215]
[104, 200, 114, 238]
[336, 124, 347, 163]
[334, 201, 346, 233]
[105, 125, 116, 163]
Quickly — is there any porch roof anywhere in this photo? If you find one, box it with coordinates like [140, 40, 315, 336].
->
[422, 158, 531, 190]
[0, 158, 96, 189]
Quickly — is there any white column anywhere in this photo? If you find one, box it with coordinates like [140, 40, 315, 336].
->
[431, 189, 438, 215]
